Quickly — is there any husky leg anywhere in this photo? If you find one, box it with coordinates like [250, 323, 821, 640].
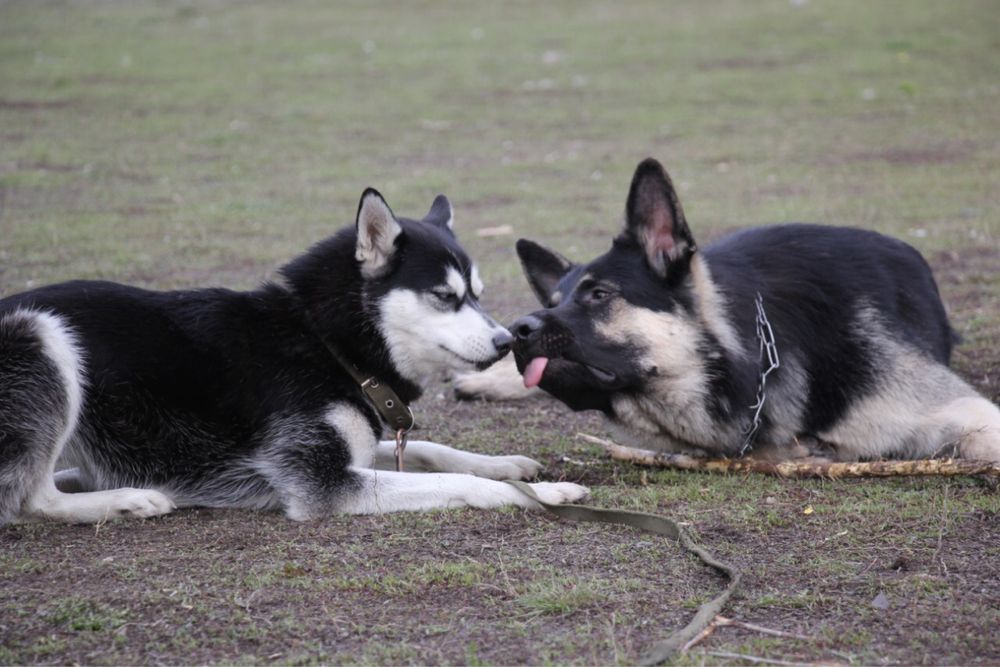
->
[453, 355, 541, 402]
[0, 310, 174, 525]
[374, 440, 542, 479]
[25, 485, 176, 524]
[333, 468, 588, 515]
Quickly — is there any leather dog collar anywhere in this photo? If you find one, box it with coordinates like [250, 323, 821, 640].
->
[317, 335, 415, 433]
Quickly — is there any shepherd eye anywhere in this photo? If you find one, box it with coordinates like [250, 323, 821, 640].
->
[590, 287, 611, 301]
[576, 280, 614, 305]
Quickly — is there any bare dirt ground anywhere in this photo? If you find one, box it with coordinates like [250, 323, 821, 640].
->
[2, 247, 998, 666]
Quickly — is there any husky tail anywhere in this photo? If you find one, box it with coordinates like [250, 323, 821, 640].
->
[0, 310, 83, 524]
[0, 309, 176, 525]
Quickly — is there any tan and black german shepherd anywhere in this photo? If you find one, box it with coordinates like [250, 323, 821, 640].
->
[458, 158, 1000, 463]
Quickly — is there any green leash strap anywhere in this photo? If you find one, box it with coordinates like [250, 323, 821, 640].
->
[505, 481, 742, 665]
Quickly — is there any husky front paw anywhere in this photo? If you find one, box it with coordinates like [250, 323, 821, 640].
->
[400, 441, 544, 479]
[467, 454, 543, 480]
[525, 481, 590, 506]
[104, 488, 176, 519]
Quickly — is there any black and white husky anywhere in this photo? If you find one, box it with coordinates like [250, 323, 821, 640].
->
[0, 189, 588, 525]
[457, 158, 1000, 463]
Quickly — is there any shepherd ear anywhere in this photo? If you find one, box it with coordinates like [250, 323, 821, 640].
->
[355, 188, 402, 278]
[516, 239, 575, 306]
[422, 194, 454, 231]
[624, 158, 696, 277]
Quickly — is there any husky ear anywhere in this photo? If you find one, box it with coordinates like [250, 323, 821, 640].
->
[423, 194, 454, 232]
[624, 158, 696, 278]
[355, 188, 403, 279]
[516, 239, 575, 306]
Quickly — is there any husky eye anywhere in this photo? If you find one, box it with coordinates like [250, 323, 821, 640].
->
[590, 287, 611, 301]
[432, 289, 459, 304]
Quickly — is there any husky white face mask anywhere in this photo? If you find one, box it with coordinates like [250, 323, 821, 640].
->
[377, 266, 512, 382]
[354, 190, 513, 384]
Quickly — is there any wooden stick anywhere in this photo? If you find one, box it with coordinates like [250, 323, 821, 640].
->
[680, 614, 812, 654]
[716, 615, 812, 641]
[576, 433, 1000, 479]
[679, 614, 722, 653]
[703, 651, 821, 666]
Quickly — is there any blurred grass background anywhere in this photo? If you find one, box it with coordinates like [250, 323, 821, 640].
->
[2, 1, 998, 299]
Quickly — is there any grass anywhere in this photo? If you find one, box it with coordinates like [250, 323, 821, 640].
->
[2, 0, 1000, 665]
[47, 597, 130, 633]
[515, 577, 607, 617]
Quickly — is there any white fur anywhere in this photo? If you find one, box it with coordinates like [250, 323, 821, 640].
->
[355, 193, 402, 278]
[325, 403, 376, 467]
[453, 355, 541, 401]
[374, 439, 543, 478]
[378, 290, 509, 383]
[335, 468, 588, 514]
[444, 266, 467, 300]
[470, 265, 484, 298]
[25, 486, 176, 524]
[23, 311, 84, 434]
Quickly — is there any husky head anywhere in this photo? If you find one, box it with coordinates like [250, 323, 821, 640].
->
[510, 158, 720, 416]
[353, 189, 513, 383]
[281, 189, 513, 394]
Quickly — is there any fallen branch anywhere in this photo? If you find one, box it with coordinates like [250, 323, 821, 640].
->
[577, 433, 1000, 479]
[703, 651, 820, 666]
[681, 614, 813, 654]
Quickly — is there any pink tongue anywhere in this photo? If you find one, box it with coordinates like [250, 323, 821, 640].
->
[522, 357, 549, 388]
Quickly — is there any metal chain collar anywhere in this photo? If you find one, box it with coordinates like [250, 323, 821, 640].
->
[739, 292, 780, 456]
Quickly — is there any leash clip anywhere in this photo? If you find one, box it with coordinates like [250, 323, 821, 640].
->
[394, 428, 409, 472]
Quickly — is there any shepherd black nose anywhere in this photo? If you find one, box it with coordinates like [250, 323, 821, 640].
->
[492, 330, 513, 355]
[512, 315, 543, 341]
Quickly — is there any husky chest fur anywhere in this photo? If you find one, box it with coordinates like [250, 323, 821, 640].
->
[0, 189, 588, 525]
[508, 158, 1000, 463]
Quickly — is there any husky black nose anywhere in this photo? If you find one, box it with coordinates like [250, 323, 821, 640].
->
[512, 315, 543, 341]
[492, 330, 514, 356]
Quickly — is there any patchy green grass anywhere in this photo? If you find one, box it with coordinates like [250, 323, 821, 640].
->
[47, 597, 130, 633]
[2, 0, 1000, 665]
